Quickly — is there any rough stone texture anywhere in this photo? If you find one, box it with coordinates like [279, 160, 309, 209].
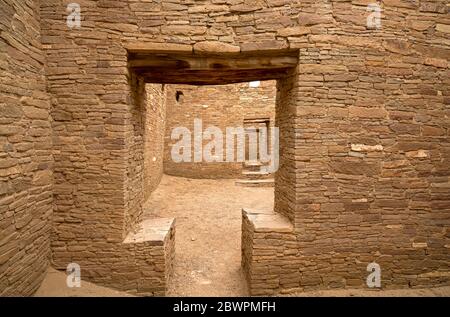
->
[144, 84, 166, 201]
[52, 217, 175, 296]
[123, 218, 175, 296]
[0, 0, 52, 296]
[164, 81, 276, 178]
[193, 41, 240, 53]
[242, 208, 295, 295]
[49, 71, 173, 295]
[0, 0, 448, 296]
[285, 2, 450, 292]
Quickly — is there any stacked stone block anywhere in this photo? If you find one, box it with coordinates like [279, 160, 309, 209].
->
[0, 0, 52, 296]
[144, 84, 166, 201]
[0, 0, 448, 295]
[124, 218, 175, 296]
[164, 81, 276, 179]
[242, 209, 297, 295]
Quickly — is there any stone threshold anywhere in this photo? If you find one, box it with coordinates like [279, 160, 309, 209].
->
[242, 208, 293, 233]
[124, 218, 175, 246]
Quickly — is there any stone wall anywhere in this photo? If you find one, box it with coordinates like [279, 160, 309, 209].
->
[144, 84, 166, 202]
[164, 81, 276, 178]
[240, 81, 276, 122]
[0, 0, 446, 295]
[125, 74, 146, 236]
[0, 0, 52, 296]
[241, 209, 296, 295]
[287, 2, 450, 291]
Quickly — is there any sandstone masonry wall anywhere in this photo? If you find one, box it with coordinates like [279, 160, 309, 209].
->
[241, 209, 296, 295]
[23, 0, 450, 295]
[0, 0, 52, 296]
[164, 81, 276, 178]
[240, 81, 276, 122]
[144, 84, 166, 201]
[287, 2, 450, 291]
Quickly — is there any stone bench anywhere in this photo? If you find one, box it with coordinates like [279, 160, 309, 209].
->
[241, 208, 296, 295]
[50, 217, 176, 296]
[122, 217, 175, 296]
[124, 218, 175, 245]
[242, 209, 293, 233]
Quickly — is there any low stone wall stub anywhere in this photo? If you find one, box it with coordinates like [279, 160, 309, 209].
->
[241, 208, 297, 295]
[51, 218, 175, 296]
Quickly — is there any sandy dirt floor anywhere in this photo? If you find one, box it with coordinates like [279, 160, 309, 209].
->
[35, 267, 450, 297]
[35, 267, 133, 297]
[35, 175, 450, 297]
[143, 175, 274, 296]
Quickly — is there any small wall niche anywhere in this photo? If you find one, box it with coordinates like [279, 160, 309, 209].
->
[175, 90, 184, 102]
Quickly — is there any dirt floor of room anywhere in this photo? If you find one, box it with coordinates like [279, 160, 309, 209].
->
[143, 174, 274, 296]
[35, 175, 450, 297]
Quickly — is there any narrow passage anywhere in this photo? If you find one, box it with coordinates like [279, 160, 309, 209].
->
[143, 175, 274, 296]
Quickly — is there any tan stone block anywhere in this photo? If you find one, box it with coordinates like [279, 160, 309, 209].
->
[390, 123, 420, 135]
[96, 22, 138, 33]
[125, 42, 193, 54]
[328, 107, 348, 118]
[161, 25, 207, 35]
[22, 106, 48, 120]
[349, 106, 387, 119]
[383, 39, 411, 55]
[351, 144, 383, 152]
[375, 199, 408, 208]
[424, 58, 448, 68]
[129, 3, 160, 11]
[436, 24, 450, 33]
[407, 20, 434, 31]
[413, 44, 449, 59]
[297, 106, 326, 117]
[193, 41, 240, 53]
[0, 158, 17, 169]
[297, 13, 333, 26]
[331, 160, 381, 176]
[419, 2, 447, 13]
[384, 0, 418, 9]
[422, 125, 445, 136]
[240, 40, 288, 52]
[310, 35, 383, 50]
[324, 74, 358, 82]
[188, 5, 228, 14]
[320, 203, 345, 212]
[0, 103, 23, 118]
[300, 64, 348, 74]
[230, 4, 261, 13]
[32, 170, 52, 186]
[277, 26, 310, 37]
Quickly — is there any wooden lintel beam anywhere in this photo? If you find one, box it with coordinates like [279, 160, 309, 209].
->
[128, 55, 298, 70]
[137, 68, 292, 85]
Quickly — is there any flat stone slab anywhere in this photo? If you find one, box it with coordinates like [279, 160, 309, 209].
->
[242, 208, 293, 233]
[124, 218, 175, 245]
[124, 42, 193, 54]
[235, 179, 274, 187]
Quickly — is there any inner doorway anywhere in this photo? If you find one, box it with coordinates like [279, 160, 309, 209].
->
[127, 46, 299, 296]
[144, 80, 277, 296]
[144, 175, 274, 296]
